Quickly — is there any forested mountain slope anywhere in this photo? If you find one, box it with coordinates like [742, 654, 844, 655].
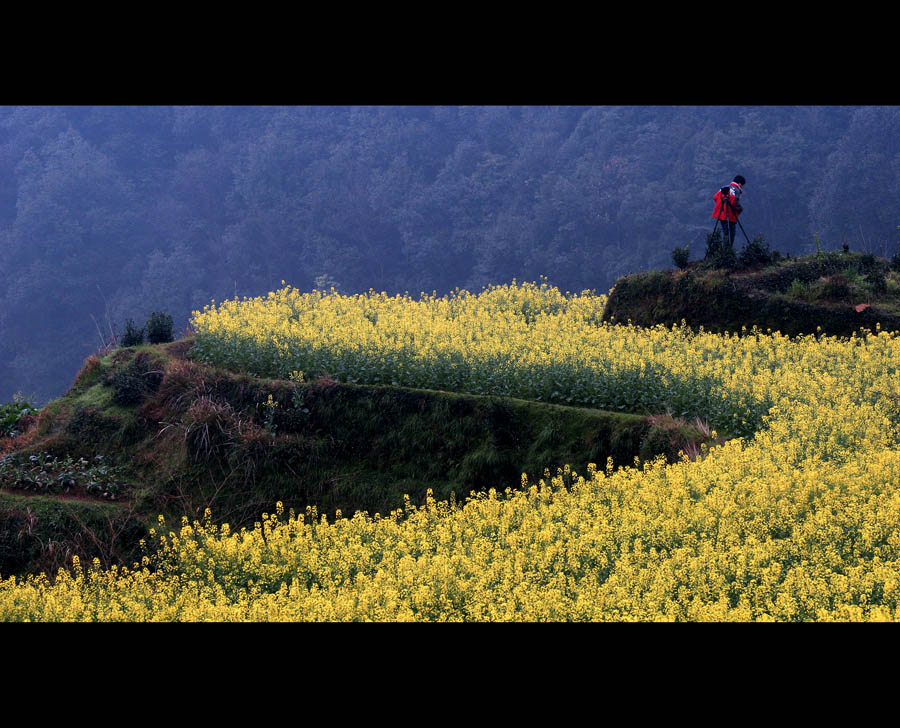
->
[2, 105, 897, 402]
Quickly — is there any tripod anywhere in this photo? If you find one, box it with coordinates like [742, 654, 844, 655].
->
[713, 185, 751, 246]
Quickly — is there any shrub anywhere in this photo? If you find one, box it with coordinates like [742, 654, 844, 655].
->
[703, 229, 736, 270]
[887, 275, 900, 296]
[786, 279, 811, 301]
[146, 311, 174, 344]
[739, 235, 775, 268]
[672, 246, 690, 270]
[891, 249, 900, 272]
[868, 271, 888, 296]
[121, 318, 145, 347]
[818, 275, 850, 300]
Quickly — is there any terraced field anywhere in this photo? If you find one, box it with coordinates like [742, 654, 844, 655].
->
[2, 280, 900, 621]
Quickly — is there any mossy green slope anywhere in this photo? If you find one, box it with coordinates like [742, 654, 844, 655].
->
[1, 339, 716, 578]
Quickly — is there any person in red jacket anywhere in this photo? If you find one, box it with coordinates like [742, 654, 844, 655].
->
[712, 175, 745, 246]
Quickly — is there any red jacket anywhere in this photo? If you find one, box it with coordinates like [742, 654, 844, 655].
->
[712, 182, 743, 222]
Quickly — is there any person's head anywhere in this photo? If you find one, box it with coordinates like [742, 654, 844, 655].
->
[733, 175, 746, 186]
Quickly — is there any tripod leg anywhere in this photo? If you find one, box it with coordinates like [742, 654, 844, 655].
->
[737, 218, 751, 245]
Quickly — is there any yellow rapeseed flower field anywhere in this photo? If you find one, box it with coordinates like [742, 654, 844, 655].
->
[2, 281, 899, 621]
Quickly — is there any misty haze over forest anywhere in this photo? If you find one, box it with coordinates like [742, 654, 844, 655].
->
[2, 105, 899, 403]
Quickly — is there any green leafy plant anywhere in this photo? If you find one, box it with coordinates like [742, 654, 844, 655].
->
[866, 271, 888, 296]
[842, 267, 862, 287]
[818, 274, 850, 300]
[261, 394, 279, 437]
[289, 370, 310, 414]
[886, 274, 900, 296]
[703, 229, 736, 270]
[146, 311, 174, 344]
[672, 245, 690, 270]
[121, 318, 145, 347]
[0, 395, 39, 438]
[738, 235, 776, 268]
[786, 279, 811, 301]
[0, 452, 127, 499]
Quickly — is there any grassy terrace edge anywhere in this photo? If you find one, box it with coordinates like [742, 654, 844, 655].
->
[0, 339, 718, 578]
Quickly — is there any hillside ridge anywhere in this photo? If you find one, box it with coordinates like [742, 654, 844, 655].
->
[603, 250, 900, 337]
